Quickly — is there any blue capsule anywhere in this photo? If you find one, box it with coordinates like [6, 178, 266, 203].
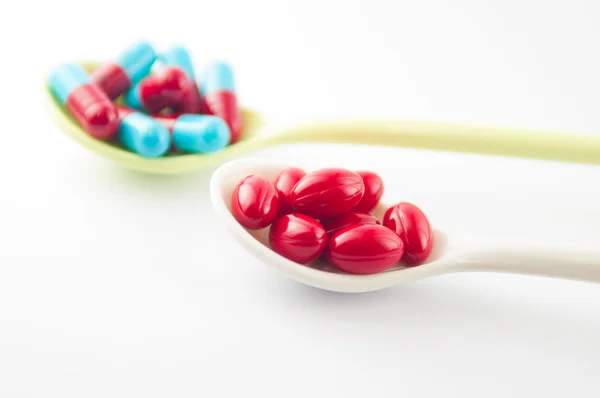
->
[118, 111, 171, 158]
[172, 114, 231, 154]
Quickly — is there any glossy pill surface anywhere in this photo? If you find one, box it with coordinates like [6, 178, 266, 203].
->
[116, 107, 171, 158]
[290, 168, 365, 219]
[160, 114, 231, 153]
[92, 41, 156, 100]
[269, 214, 327, 264]
[320, 212, 380, 237]
[157, 46, 203, 114]
[383, 203, 434, 265]
[354, 171, 384, 212]
[327, 224, 404, 275]
[273, 167, 306, 215]
[125, 67, 194, 114]
[48, 64, 119, 140]
[200, 62, 243, 143]
[231, 176, 280, 230]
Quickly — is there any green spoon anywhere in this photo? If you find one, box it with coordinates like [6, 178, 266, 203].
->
[45, 63, 600, 174]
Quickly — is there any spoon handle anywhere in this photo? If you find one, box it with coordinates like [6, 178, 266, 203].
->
[269, 119, 600, 166]
[455, 244, 600, 283]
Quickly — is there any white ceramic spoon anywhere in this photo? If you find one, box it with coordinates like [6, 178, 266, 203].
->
[210, 158, 600, 293]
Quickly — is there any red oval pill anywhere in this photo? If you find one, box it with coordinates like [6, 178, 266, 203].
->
[383, 202, 434, 265]
[353, 171, 384, 212]
[327, 224, 404, 275]
[231, 175, 280, 230]
[320, 212, 380, 237]
[273, 167, 306, 215]
[290, 168, 365, 219]
[269, 214, 327, 264]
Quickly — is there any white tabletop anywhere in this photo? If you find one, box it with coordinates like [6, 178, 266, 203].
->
[3, 0, 600, 396]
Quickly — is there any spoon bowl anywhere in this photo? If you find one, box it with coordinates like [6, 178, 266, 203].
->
[210, 158, 453, 292]
[211, 158, 600, 293]
[45, 63, 600, 175]
[44, 63, 266, 174]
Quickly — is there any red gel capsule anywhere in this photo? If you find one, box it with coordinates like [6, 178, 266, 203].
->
[231, 175, 280, 230]
[290, 168, 365, 219]
[91, 63, 131, 100]
[353, 171, 384, 212]
[320, 212, 380, 237]
[273, 167, 306, 215]
[327, 224, 404, 275]
[269, 214, 327, 264]
[138, 67, 195, 114]
[65, 84, 120, 140]
[383, 202, 434, 265]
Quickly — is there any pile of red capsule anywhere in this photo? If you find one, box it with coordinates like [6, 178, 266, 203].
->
[231, 167, 434, 275]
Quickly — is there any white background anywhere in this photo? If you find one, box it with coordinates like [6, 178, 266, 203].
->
[2, 0, 600, 396]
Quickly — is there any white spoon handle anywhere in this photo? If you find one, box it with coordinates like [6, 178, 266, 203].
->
[456, 244, 600, 283]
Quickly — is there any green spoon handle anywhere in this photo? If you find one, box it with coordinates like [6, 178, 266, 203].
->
[264, 118, 600, 165]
